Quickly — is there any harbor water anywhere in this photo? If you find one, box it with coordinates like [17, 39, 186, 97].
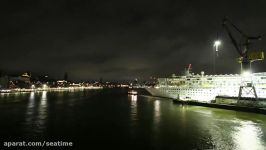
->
[0, 88, 266, 149]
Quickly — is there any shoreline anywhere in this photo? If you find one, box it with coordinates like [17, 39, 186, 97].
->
[0, 87, 103, 93]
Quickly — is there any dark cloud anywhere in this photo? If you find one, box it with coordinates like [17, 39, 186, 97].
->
[1, 0, 266, 80]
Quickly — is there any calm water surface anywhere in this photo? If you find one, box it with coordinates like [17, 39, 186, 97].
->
[0, 88, 266, 149]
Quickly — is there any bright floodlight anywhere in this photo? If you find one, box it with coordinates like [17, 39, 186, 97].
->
[242, 71, 251, 77]
[214, 40, 221, 52]
[214, 40, 221, 46]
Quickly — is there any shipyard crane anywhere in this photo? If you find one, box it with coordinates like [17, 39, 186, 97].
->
[222, 17, 264, 74]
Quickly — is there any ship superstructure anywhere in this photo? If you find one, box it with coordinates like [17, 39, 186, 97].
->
[146, 70, 266, 102]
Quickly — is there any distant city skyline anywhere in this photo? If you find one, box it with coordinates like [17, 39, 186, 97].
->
[1, 0, 266, 80]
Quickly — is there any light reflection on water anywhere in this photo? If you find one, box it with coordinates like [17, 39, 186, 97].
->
[26, 92, 35, 117]
[153, 100, 161, 140]
[25, 91, 48, 134]
[233, 121, 265, 150]
[0, 93, 9, 98]
[130, 95, 138, 123]
[154, 100, 161, 124]
[180, 105, 188, 129]
[25, 92, 36, 134]
[188, 107, 266, 150]
[38, 91, 48, 131]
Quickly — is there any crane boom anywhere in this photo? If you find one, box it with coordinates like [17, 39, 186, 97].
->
[222, 17, 263, 73]
[222, 19, 243, 56]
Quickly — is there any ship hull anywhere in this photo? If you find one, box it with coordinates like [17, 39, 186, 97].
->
[145, 87, 177, 99]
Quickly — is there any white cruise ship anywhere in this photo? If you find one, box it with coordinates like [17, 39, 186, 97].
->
[145, 68, 266, 103]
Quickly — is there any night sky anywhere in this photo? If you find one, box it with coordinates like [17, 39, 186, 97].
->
[1, 0, 266, 81]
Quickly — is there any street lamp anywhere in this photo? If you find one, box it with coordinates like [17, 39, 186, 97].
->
[213, 40, 221, 74]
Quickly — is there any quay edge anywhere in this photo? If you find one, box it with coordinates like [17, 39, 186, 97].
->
[172, 98, 266, 115]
